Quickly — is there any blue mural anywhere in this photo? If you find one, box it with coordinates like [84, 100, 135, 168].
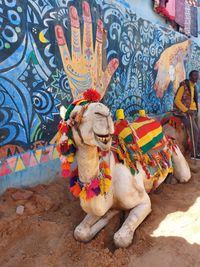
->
[0, 0, 200, 161]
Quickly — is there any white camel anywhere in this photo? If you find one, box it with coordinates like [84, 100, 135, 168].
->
[58, 101, 191, 248]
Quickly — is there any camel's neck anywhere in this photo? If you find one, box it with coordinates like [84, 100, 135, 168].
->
[76, 145, 99, 183]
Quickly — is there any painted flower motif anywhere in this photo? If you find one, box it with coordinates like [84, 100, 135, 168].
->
[139, 21, 154, 44]
[120, 28, 134, 66]
[129, 68, 143, 95]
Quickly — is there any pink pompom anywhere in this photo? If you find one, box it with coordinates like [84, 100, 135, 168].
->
[60, 155, 67, 163]
[62, 169, 71, 178]
[86, 189, 96, 200]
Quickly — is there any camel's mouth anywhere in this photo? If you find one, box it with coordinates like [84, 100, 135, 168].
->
[94, 133, 112, 145]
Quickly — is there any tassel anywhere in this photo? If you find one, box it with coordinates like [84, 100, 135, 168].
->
[60, 155, 67, 163]
[62, 161, 70, 170]
[70, 176, 78, 187]
[60, 141, 69, 154]
[88, 180, 100, 189]
[60, 124, 69, 134]
[67, 154, 74, 163]
[100, 178, 112, 194]
[79, 188, 87, 200]
[92, 187, 101, 195]
[104, 167, 111, 176]
[69, 169, 78, 179]
[86, 189, 97, 200]
[68, 139, 74, 145]
[70, 183, 81, 197]
[62, 169, 71, 178]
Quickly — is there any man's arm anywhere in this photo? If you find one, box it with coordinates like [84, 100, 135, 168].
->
[174, 86, 188, 113]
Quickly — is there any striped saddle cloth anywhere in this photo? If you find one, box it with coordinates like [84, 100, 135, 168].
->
[114, 116, 164, 154]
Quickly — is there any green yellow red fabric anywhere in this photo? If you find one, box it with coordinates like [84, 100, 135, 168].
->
[114, 116, 163, 154]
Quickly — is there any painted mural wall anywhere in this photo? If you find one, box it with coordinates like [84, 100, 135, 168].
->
[0, 0, 200, 189]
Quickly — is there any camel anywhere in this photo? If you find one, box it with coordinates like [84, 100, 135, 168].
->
[57, 91, 191, 248]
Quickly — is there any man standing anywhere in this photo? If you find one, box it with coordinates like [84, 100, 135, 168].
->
[174, 70, 200, 160]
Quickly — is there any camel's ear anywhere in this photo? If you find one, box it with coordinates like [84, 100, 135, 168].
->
[60, 106, 67, 120]
[69, 106, 83, 127]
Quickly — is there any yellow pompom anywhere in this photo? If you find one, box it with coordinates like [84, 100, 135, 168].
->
[67, 154, 74, 163]
[68, 139, 74, 145]
[100, 178, 112, 194]
[104, 168, 111, 176]
[79, 188, 87, 200]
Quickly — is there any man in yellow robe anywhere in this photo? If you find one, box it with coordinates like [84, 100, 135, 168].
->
[174, 70, 200, 160]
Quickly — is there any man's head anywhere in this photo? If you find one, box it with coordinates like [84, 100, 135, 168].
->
[189, 70, 199, 83]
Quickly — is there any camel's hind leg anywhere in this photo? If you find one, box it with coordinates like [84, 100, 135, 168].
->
[74, 210, 119, 242]
[114, 195, 151, 248]
[172, 146, 191, 183]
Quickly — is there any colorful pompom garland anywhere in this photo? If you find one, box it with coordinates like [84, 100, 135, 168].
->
[69, 161, 112, 200]
[57, 120, 76, 178]
[57, 121, 112, 200]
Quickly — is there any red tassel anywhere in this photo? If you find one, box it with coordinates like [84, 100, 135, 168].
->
[69, 168, 78, 178]
[62, 161, 70, 170]
[60, 124, 69, 134]
[60, 141, 69, 154]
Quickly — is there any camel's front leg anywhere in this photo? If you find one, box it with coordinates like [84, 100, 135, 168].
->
[74, 214, 101, 242]
[114, 196, 151, 248]
[74, 210, 119, 242]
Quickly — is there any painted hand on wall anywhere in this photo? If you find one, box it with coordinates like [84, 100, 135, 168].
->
[154, 40, 191, 98]
[55, 1, 119, 100]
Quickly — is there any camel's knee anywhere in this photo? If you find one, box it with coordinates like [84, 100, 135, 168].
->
[172, 147, 191, 183]
[173, 163, 191, 183]
[176, 171, 191, 183]
[74, 224, 91, 242]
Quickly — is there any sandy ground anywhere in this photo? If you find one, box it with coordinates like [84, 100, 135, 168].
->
[0, 159, 200, 267]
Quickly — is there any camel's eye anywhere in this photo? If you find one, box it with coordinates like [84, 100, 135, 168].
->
[94, 112, 103, 116]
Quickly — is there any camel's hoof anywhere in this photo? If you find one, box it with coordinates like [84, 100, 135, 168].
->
[114, 227, 134, 248]
[74, 225, 91, 242]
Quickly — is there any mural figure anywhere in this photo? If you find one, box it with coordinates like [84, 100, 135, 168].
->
[55, 1, 119, 99]
[154, 40, 191, 98]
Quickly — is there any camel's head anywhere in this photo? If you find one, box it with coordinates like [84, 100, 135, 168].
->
[60, 101, 114, 151]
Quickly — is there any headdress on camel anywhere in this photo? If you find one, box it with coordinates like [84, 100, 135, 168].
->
[64, 89, 101, 121]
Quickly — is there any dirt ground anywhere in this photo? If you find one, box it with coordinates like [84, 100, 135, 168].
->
[0, 159, 200, 267]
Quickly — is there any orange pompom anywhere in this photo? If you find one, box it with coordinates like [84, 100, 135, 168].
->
[70, 184, 81, 197]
